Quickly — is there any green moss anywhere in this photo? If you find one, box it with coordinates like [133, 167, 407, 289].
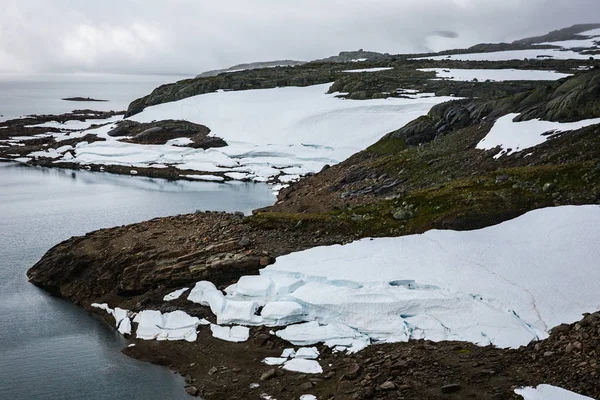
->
[366, 137, 408, 156]
[330, 162, 599, 237]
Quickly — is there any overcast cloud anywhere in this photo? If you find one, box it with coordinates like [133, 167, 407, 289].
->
[1, 0, 599, 75]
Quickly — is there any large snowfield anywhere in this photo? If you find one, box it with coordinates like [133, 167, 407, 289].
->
[418, 68, 572, 82]
[33, 84, 455, 183]
[415, 30, 599, 62]
[94, 206, 600, 355]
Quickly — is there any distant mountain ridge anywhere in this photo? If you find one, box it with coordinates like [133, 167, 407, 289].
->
[127, 23, 600, 117]
[196, 60, 306, 78]
[513, 23, 600, 46]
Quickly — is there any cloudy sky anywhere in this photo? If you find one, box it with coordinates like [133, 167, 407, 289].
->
[1, 0, 598, 75]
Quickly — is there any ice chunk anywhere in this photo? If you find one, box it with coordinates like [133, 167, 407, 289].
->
[188, 281, 227, 315]
[281, 348, 296, 358]
[282, 359, 323, 374]
[262, 357, 288, 366]
[113, 307, 128, 325]
[260, 301, 306, 326]
[515, 385, 593, 399]
[91, 303, 112, 313]
[218, 300, 262, 325]
[295, 347, 319, 359]
[210, 324, 250, 342]
[163, 287, 189, 301]
[159, 310, 201, 342]
[118, 317, 132, 335]
[268, 275, 305, 297]
[235, 275, 274, 297]
[300, 396, 317, 400]
[134, 310, 163, 340]
[276, 321, 369, 347]
[135, 310, 200, 342]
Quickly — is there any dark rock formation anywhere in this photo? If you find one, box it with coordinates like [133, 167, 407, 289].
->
[108, 119, 227, 149]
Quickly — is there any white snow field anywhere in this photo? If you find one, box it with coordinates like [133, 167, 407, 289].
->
[36, 83, 455, 183]
[418, 68, 572, 82]
[414, 48, 593, 61]
[415, 29, 599, 62]
[187, 206, 600, 351]
[477, 113, 600, 158]
[342, 67, 393, 73]
[515, 385, 594, 400]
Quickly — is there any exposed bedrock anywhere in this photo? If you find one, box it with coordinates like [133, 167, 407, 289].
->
[108, 119, 227, 149]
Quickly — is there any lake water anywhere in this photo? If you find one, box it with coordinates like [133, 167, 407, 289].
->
[0, 162, 275, 399]
[0, 73, 191, 122]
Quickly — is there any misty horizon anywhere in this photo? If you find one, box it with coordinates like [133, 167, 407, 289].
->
[1, 0, 599, 75]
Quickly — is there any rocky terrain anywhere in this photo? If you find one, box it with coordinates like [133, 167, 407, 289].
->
[19, 24, 600, 399]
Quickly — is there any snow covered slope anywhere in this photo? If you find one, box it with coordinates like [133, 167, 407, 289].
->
[415, 29, 599, 62]
[57, 84, 455, 183]
[419, 68, 572, 82]
[190, 206, 600, 350]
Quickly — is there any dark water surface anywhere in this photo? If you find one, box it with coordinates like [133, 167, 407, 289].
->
[0, 163, 275, 399]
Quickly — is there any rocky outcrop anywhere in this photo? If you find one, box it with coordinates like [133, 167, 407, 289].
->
[109, 119, 227, 149]
[516, 70, 600, 122]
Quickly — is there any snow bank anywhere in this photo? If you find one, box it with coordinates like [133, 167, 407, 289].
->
[515, 385, 593, 399]
[187, 206, 600, 351]
[419, 68, 571, 82]
[58, 83, 454, 183]
[477, 113, 600, 157]
[414, 49, 592, 61]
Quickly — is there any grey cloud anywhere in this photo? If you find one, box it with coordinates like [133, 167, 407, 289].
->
[0, 0, 599, 75]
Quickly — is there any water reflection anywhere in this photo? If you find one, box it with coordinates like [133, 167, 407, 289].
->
[0, 163, 274, 399]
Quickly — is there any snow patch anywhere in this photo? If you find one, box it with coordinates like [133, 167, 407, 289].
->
[477, 113, 600, 157]
[343, 67, 393, 73]
[282, 359, 323, 374]
[515, 384, 593, 399]
[414, 49, 593, 61]
[419, 68, 571, 82]
[53, 84, 455, 183]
